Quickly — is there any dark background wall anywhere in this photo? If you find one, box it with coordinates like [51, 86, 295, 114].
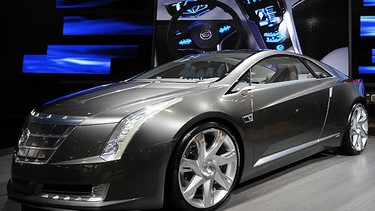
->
[292, 0, 349, 60]
[0, 0, 155, 148]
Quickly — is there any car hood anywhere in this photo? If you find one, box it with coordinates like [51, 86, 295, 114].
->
[35, 81, 211, 124]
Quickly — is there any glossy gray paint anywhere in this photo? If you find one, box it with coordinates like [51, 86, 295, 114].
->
[7, 50, 367, 210]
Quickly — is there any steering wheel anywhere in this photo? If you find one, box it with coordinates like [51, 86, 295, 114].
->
[166, 0, 244, 59]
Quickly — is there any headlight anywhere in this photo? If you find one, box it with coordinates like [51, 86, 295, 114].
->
[100, 98, 182, 161]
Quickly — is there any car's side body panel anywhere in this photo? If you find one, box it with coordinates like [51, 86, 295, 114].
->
[251, 80, 329, 158]
[320, 80, 367, 146]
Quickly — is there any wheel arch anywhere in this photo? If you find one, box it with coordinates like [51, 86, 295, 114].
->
[163, 112, 246, 208]
[171, 113, 246, 173]
[353, 97, 368, 110]
[345, 97, 368, 124]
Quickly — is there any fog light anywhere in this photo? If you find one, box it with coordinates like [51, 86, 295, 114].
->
[89, 183, 110, 202]
[39, 183, 110, 202]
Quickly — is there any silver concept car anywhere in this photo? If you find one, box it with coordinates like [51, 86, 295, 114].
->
[8, 49, 369, 211]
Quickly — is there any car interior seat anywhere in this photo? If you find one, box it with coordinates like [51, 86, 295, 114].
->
[266, 64, 299, 83]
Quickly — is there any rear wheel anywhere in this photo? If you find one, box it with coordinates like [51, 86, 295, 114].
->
[341, 103, 369, 155]
[167, 122, 240, 211]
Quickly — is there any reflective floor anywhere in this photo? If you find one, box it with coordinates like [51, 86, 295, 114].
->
[1, 137, 375, 211]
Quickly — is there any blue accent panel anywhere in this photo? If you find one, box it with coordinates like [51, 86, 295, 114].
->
[372, 49, 375, 63]
[47, 45, 138, 58]
[23, 55, 110, 74]
[364, 0, 375, 6]
[63, 16, 153, 35]
[359, 66, 375, 74]
[56, 0, 118, 8]
[360, 16, 375, 37]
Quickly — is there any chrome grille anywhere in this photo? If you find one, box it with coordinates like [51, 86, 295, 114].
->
[16, 122, 75, 164]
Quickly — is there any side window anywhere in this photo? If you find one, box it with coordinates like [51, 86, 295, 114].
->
[303, 59, 332, 78]
[250, 56, 312, 84]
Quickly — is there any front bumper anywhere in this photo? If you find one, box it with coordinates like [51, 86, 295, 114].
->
[7, 140, 176, 210]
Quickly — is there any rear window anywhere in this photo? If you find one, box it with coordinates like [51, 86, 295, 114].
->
[303, 59, 332, 78]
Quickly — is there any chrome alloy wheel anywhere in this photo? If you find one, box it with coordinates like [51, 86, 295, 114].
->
[349, 104, 369, 152]
[178, 128, 238, 209]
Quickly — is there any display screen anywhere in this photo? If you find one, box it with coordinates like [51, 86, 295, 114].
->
[154, 0, 246, 65]
[360, 16, 375, 37]
[356, 50, 375, 75]
[165, 0, 214, 18]
[21, 0, 153, 76]
[22, 45, 138, 74]
[23, 56, 111, 74]
[364, 0, 375, 7]
[236, 0, 292, 51]
[351, 5, 375, 83]
[256, 7, 282, 27]
[154, 0, 300, 66]
[63, 16, 152, 35]
[359, 66, 375, 74]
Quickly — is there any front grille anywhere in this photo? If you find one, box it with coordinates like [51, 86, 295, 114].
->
[11, 178, 109, 202]
[15, 122, 75, 164]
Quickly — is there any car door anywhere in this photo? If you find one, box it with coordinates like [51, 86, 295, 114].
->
[249, 55, 331, 168]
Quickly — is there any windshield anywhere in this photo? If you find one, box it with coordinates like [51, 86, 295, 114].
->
[133, 53, 246, 83]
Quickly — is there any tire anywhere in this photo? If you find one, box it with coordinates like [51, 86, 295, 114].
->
[166, 122, 240, 211]
[341, 103, 369, 155]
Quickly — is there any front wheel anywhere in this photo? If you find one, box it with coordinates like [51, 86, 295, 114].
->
[166, 122, 240, 211]
[341, 103, 369, 155]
